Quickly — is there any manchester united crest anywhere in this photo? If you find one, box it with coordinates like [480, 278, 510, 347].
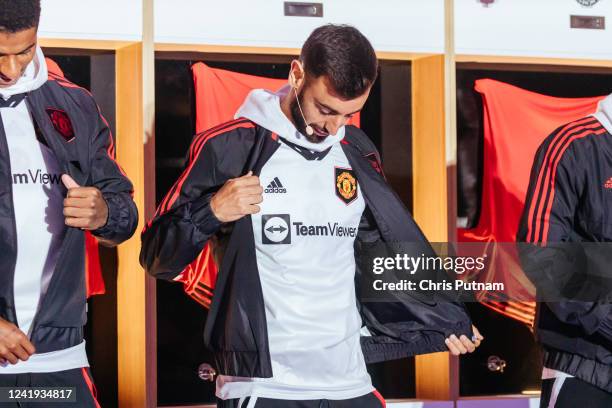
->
[46, 108, 75, 142]
[335, 167, 358, 205]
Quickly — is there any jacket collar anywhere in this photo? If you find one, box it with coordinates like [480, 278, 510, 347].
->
[0, 94, 27, 108]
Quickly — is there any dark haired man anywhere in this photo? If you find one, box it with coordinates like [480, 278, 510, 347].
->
[0, 1, 138, 406]
[142, 24, 481, 408]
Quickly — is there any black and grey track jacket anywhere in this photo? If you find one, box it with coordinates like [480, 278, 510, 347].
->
[518, 101, 612, 392]
[141, 118, 473, 378]
[0, 72, 138, 353]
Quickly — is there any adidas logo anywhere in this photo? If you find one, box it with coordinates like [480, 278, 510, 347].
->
[265, 177, 287, 194]
[605, 177, 612, 189]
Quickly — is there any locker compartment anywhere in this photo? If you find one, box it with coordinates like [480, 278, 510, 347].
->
[456, 62, 612, 397]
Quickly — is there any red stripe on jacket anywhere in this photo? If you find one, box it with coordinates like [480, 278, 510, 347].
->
[153, 119, 255, 222]
[525, 117, 594, 243]
[81, 368, 101, 408]
[527, 120, 605, 244]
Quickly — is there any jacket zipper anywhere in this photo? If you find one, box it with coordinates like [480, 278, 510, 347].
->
[27, 228, 76, 340]
[0, 113, 19, 326]
[24, 97, 79, 341]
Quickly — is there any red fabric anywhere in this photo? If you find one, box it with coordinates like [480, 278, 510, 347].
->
[458, 79, 604, 325]
[45, 58, 64, 77]
[45, 58, 105, 298]
[180, 63, 360, 307]
[84, 231, 105, 297]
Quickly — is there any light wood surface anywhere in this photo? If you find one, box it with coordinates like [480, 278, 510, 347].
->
[412, 53, 453, 400]
[115, 19, 157, 407]
[155, 42, 434, 61]
[456, 54, 612, 68]
[39, 38, 136, 50]
[411, 54, 448, 243]
[411, 2, 461, 399]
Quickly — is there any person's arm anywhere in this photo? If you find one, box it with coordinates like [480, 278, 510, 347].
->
[62, 104, 138, 247]
[395, 216, 483, 355]
[517, 125, 605, 335]
[356, 187, 482, 356]
[140, 126, 261, 281]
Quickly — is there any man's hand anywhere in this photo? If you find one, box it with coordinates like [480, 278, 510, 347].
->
[445, 325, 483, 356]
[62, 175, 108, 230]
[210, 171, 263, 223]
[0, 318, 35, 366]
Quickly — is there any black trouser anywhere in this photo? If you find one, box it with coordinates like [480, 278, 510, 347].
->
[540, 377, 612, 408]
[217, 391, 385, 408]
[0, 367, 100, 408]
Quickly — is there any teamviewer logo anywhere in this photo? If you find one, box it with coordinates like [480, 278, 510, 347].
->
[262, 214, 291, 244]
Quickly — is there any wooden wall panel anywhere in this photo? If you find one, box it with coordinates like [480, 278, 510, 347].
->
[411, 53, 458, 401]
[115, 39, 157, 408]
[411, 54, 448, 242]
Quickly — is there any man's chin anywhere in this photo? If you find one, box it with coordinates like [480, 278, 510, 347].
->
[305, 133, 327, 144]
[314, 129, 329, 138]
[307, 127, 330, 143]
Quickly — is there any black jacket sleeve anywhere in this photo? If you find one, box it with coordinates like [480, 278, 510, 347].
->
[517, 126, 580, 245]
[517, 124, 607, 336]
[347, 127, 473, 360]
[87, 102, 138, 246]
[140, 122, 255, 281]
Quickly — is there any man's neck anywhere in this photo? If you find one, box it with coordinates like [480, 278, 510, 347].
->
[279, 89, 297, 128]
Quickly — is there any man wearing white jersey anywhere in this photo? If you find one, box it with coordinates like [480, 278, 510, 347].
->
[142, 24, 482, 408]
[0, 2, 138, 406]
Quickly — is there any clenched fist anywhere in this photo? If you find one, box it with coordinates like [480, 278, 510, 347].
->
[210, 171, 263, 223]
[0, 318, 35, 366]
[62, 174, 109, 230]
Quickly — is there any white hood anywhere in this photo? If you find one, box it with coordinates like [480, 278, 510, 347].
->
[0, 46, 48, 100]
[235, 84, 345, 152]
[593, 93, 612, 134]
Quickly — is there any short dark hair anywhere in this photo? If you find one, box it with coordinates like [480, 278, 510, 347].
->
[301, 24, 378, 100]
[0, 0, 41, 33]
